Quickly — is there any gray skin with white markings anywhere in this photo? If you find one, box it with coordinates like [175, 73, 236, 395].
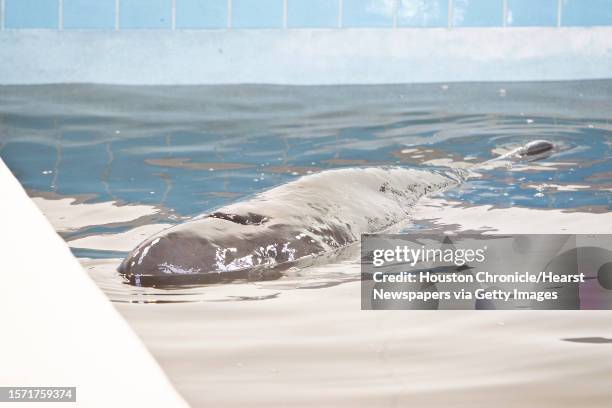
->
[118, 140, 553, 286]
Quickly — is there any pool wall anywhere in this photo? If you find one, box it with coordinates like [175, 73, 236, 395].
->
[0, 27, 611, 85]
[2, 0, 612, 30]
[1, 0, 611, 85]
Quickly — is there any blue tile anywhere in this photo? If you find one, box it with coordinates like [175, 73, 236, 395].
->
[507, 0, 557, 26]
[562, 0, 612, 26]
[64, 0, 116, 29]
[344, 0, 393, 27]
[120, 0, 172, 29]
[453, 0, 503, 27]
[398, 0, 449, 27]
[232, 0, 283, 28]
[177, 0, 228, 28]
[288, 0, 338, 28]
[5, 0, 58, 29]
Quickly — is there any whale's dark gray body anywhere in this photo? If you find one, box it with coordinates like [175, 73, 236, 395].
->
[119, 167, 464, 286]
[119, 140, 553, 287]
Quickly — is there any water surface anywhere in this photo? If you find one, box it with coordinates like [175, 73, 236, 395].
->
[1, 81, 611, 406]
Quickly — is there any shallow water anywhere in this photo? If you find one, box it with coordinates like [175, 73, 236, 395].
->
[1, 81, 612, 406]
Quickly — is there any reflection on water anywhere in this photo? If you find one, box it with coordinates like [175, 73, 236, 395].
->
[82, 256, 361, 304]
[562, 337, 612, 344]
[1, 81, 611, 303]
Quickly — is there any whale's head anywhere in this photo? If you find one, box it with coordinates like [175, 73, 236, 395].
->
[117, 231, 219, 285]
[117, 215, 328, 286]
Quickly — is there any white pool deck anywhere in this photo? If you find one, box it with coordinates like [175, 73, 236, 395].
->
[0, 159, 187, 407]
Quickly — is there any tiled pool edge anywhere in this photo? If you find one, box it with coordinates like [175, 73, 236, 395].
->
[1, 27, 611, 85]
[0, 158, 189, 407]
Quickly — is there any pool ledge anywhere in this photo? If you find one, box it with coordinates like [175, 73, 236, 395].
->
[0, 27, 611, 85]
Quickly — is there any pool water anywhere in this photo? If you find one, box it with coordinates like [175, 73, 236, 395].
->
[1, 82, 610, 252]
[1, 81, 612, 407]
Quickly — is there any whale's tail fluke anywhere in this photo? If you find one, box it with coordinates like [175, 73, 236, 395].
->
[517, 140, 554, 157]
[470, 139, 555, 172]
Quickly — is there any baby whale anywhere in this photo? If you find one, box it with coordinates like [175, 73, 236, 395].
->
[119, 167, 465, 286]
[119, 140, 554, 286]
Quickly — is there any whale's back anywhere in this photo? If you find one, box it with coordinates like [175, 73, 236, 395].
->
[119, 167, 462, 286]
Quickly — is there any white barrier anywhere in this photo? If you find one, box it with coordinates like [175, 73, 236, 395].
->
[0, 159, 188, 407]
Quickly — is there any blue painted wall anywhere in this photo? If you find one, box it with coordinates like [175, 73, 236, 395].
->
[288, 0, 338, 28]
[453, 0, 504, 27]
[2, 0, 612, 29]
[120, 0, 172, 29]
[507, 0, 557, 27]
[176, 0, 227, 29]
[232, 0, 283, 28]
[563, 0, 612, 26]
[344, 0, 392, 27]
[64, 0, 116, 29]
[399, 0, 449, 27]
[5, 0, 58, 29]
